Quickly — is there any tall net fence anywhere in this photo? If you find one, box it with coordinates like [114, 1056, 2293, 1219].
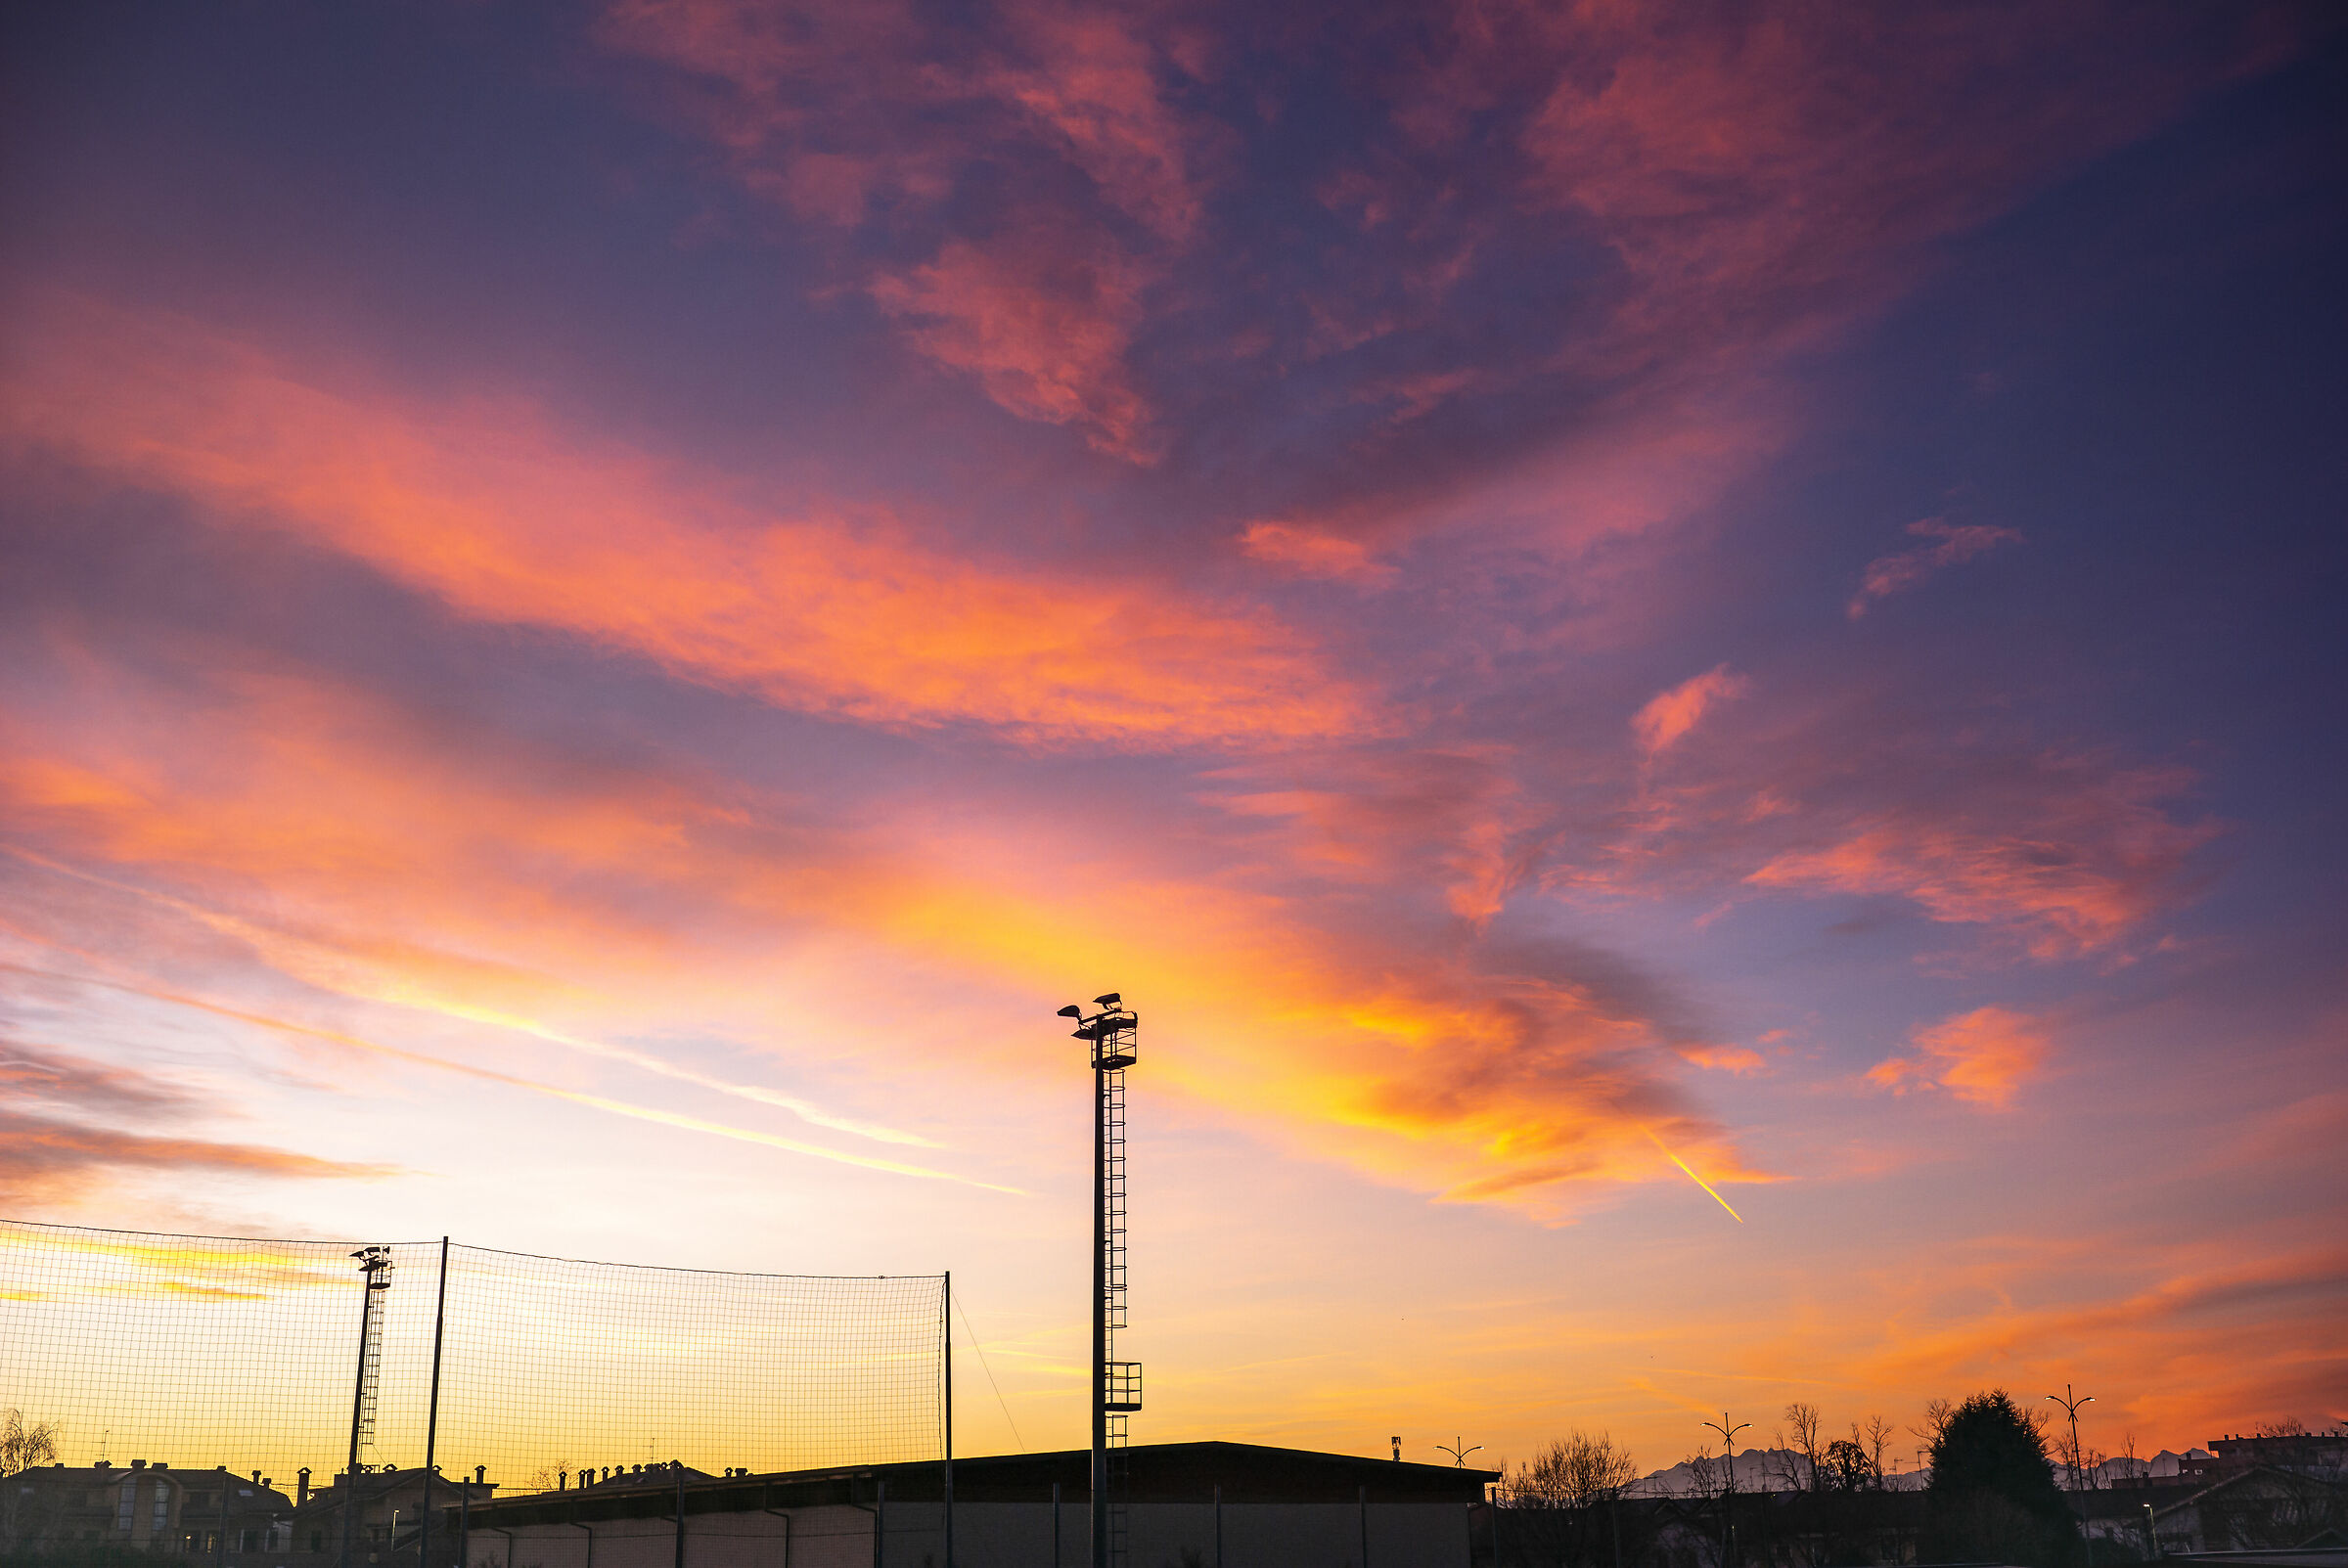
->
[0, 1220, 946, 1491]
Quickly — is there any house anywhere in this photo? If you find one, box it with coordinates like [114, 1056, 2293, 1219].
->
[292, 1466, 500, 1564]
[1, 1459, 293, 1559]
[2148, 1466, 2348, 1554]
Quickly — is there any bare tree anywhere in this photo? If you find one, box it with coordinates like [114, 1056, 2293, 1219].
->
[1506, 1432, 1641, 1568]
[1, 1412, 63, 1556]
[1784, 1404, 1829, 1493]
[1856, 1416, 1896, 1481]
[1513, 1431, 1641, 1507]
[0, 1411, 59, 1475]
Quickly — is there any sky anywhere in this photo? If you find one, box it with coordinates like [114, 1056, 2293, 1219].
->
[3, 0, 2345, 1482]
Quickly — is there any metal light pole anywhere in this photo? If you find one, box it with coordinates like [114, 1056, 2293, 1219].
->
[2046, 1386, 2095, 1568]
[1703, 1414, 1749, 1568]
[341, 1247, 394, 1568]
[1059, 994, 1140, 1568]
[1437, 1438, 1483, 1468]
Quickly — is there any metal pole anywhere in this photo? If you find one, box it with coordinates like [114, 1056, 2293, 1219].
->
[1703, 1415, 1748, 1568]
[341, 1266, 379, 1568]
[421, 1240, 448, 1568]
[1052, 1481, 1061, 1568]
[457, 1483, 470, 1568]
[216, 1482, 228, 1568]
[2047, 1386, 2095, 1568]
[673, 1461, 685, 1568]
[873, 1477, 885, 1568]
[1358, 1483, 1369, 1568]
[1091, 1061, 1107, 1568]
[942, 1273, 954, 1568]
[1213, 1484, 1220, 1568]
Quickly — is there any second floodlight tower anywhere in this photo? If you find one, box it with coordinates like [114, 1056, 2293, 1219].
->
[1058, 993, 1141, 1568]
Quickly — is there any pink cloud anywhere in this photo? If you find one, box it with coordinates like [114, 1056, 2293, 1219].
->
[1632, 664, 1750, 755]
[871, 232, 1159, 462]
[1744, 764, 2212, 960]
[1849, 518, 2024, 616]
[1868, 1006, 2047, 1108]
[1, 293, 1372, 747]
[598, 0, 1216, 460]
[1238, 520, 1396, 585]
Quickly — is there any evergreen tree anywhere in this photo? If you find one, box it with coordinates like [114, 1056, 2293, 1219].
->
[1927, 1391, 2081, 1567]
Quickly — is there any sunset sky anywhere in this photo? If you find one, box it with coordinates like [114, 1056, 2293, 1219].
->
[3, 2, 2344, 1479]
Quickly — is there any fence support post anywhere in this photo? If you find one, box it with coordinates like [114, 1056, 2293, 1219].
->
[942, 1273, 953, 1568]
[420, 1239, 448, 1568]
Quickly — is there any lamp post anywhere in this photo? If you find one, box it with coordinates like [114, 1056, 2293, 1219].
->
[1702, 1415, 1749, 1568]
[2046, 1386, 2095, 1568]
[1059, 994, 1140, 1568]
[1437, 1439, 1483, 1468]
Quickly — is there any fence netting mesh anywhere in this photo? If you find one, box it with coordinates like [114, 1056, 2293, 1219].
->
[0, 1220, 946, 1490]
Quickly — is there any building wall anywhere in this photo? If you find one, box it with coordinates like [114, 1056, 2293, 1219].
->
[466, 1499, 1472, 1568]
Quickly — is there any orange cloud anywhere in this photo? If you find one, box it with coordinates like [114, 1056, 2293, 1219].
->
[1632, 664, 1749, 755]
[0, 639, 1745, 1219]
[0, 293, 1369, 748]
[1868, 1006, 2047, 1108]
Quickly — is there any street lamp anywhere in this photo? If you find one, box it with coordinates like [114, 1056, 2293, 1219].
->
[2046, 1385, 2095, 1568]
[1437, 1438, 1483, 1467]
[1703, 1413, 1749, 1568]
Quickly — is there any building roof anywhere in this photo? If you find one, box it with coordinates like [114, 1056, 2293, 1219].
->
[464, 1441, 1496, 1523]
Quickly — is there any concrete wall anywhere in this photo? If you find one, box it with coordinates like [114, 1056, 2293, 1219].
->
[467, 1500, 1474, 1568]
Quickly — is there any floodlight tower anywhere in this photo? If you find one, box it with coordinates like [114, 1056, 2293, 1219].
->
[340, 1246, 394, 1568]
[1058, 994, 1140, 1568]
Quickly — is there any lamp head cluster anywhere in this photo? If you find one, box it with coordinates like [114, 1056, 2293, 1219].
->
[1059, 992, 1137, 1065]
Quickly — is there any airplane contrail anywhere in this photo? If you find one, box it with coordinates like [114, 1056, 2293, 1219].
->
[1643, 1125, 1744, 1223]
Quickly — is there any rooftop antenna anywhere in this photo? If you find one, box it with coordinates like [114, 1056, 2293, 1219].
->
[340, 1246, 394, 1568]
[1060, 993, 1140, 1568]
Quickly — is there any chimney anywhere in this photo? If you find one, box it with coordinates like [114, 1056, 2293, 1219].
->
[131, 1459, 147, 1470]
[474, 1466, 484, 1486]
[252, 1472, 262, 1486]
[297, 1468, 311, 1506]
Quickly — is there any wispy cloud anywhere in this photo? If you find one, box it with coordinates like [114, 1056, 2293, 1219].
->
[0, 1037, 391, 1206]
[1849, 519, 2023, 617]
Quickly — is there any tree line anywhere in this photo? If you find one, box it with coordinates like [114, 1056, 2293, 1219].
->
[1492, 1390, 2096, 1568]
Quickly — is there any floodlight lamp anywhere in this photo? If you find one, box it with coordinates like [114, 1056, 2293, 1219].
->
[1094, 992, 1121, 1007]
[1057, 1005, 1082, 1018]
